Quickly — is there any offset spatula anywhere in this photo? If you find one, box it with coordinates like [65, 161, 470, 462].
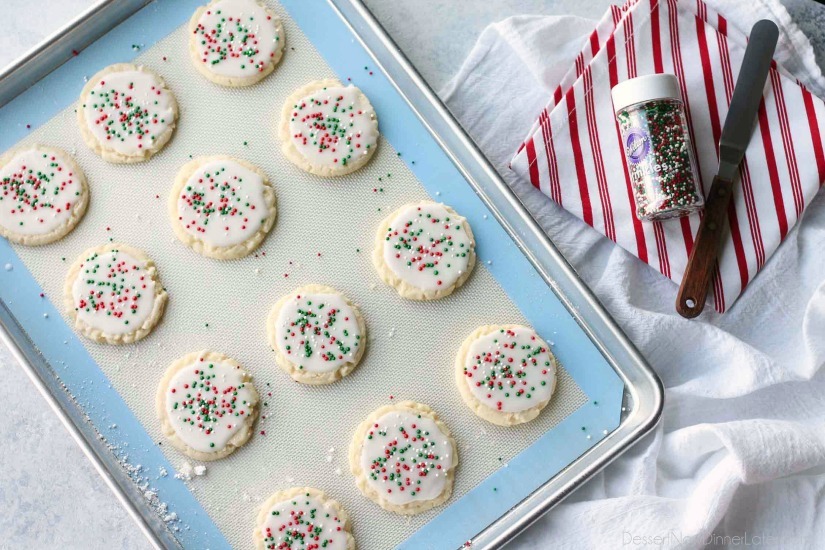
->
[676, 19, 779, 318]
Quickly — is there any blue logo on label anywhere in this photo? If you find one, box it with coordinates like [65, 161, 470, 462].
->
[625, 128, 650, 164]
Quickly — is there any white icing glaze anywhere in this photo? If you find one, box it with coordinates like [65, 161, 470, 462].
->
[165, 358, 255, 453]
[274, 292, 362, 373]
[192, 0, 282, 79]
[71, 248, 157, 336]
[462, 326, 556, 413]
[82, 69, 175, 156]
[382, 203, 473, 291]
[0, 148, 83, 236]
[260, 493, 349, 550]
[177, 159, 269, 247]
[287, 85, 378, 169]
[359, 409, 454, 505]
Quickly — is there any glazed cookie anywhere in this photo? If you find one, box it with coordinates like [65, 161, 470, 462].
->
[455, 325, 557, 426]
[64, 243, 167, 344]
[349, 401, 457, 515]
[157, 350, 259, 461]
[373, 201, 476, 301]
[253, 487, 355, 550]
[77, 63, 178, 163]
[267, 284, 366, 385]
[189, 0, 285, 87]
[280, 79, 379, 177]
[169, 156, 277, 259]
[0, 145, 89, 245]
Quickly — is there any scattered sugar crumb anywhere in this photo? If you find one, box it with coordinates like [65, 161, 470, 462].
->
[175, 461, 194, 481]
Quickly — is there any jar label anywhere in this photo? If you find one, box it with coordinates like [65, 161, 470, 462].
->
[625, 128, 650, 164]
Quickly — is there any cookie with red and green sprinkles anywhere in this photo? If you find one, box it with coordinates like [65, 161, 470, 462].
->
[189, 0, 285, 87]
[169, 155, 277, 259]
[253, 487, 355, 550]
[373, 201, 476, 301]
[157, 350, 259, 461]
[455, 325, 557, 426]
[64, 243, 168, 344]
[267, 284, 366, 385]
[279, 79, 379, 177]
[349, 401, 457, 515]
[0, 144, 89, 245]
[77, 63, 178, 163]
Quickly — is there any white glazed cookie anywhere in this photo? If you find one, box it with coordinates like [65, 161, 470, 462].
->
[77, 63, 178, 163]
[253, 487, 355, 550]
[349, 401, 457, 515]
[455, 325, 557, 426]
[373, 201, 476, 301]
[279, 79, 379, 177]
[169, 155, 277, 259]
[267, 284, 366, 385]
[157, 350, 259, 461]
[189, 0, 285, 87]
[64, 243, 167, 344]
[0, 145, 89, 245]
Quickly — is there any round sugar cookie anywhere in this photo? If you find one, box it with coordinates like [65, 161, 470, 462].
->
[373, 201, 476, 301]
[157, 350, 259, 461]
[64, 243, 167, 344]
[169, 156, 277, 259]
[77, 63, 178, 163]
[0, 145, 89, 245]
[253, 487, 355, 550]
[349, 401, 457, 515]
[267, 284, 366, 385]
[189, 0, 285, 87]
[279, 79, 379, 177]
[455, 325, 557, 426]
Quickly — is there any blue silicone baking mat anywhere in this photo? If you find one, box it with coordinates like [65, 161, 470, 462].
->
[0, 1, 624, 548]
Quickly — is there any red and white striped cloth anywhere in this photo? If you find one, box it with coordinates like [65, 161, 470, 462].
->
[510, 0, 825, 313]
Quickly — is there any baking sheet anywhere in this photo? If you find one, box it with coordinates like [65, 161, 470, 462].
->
[0, 0, 626, 548]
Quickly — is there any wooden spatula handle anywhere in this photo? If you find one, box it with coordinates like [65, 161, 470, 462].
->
[676, 175, 736, 318]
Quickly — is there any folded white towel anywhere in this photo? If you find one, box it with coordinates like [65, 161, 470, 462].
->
[441, 1, 825, 547]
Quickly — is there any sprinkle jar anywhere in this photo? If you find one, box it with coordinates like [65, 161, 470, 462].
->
[611, 74, 704, 221]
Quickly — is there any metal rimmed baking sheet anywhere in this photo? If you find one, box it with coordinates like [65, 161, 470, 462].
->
[0, 1, 662, 548]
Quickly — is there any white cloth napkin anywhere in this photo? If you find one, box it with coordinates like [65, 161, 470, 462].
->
[441, 1, 825, 548]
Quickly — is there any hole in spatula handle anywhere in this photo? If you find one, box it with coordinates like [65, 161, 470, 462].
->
[676, 293, 704, 318]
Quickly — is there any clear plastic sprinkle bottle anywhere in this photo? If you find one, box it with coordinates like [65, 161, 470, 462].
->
[611, 74, 704, 221]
